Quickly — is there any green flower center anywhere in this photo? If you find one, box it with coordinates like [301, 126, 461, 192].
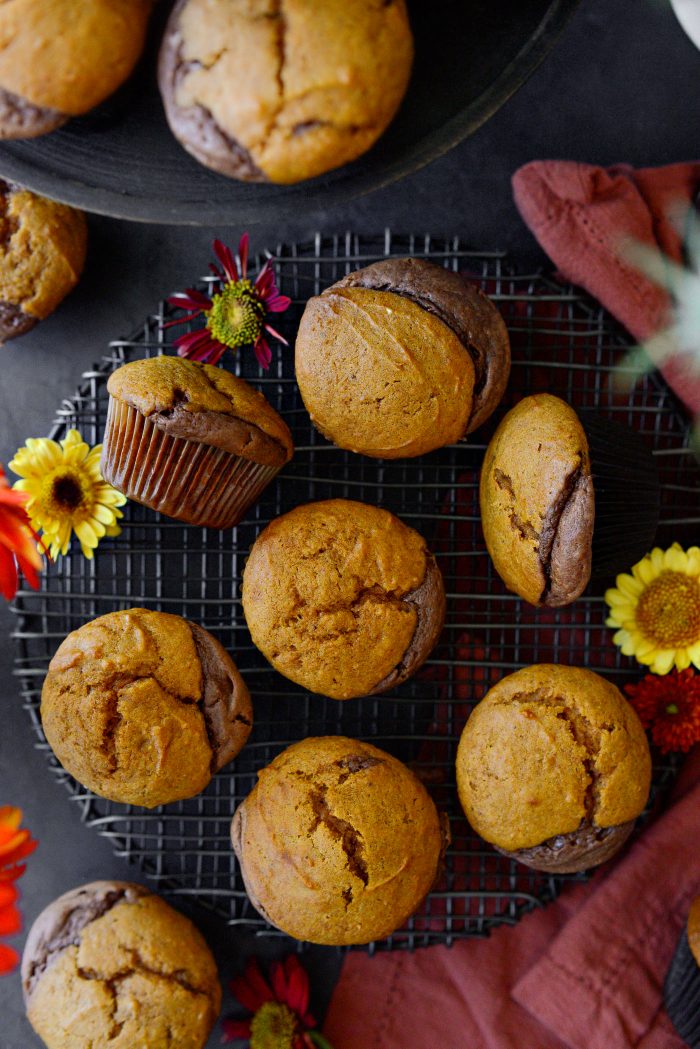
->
[250, 1002, 300, 1049]
[206, 280, 264, 349]
[666, 703, 680, 715]
[636, 571, 700, 648]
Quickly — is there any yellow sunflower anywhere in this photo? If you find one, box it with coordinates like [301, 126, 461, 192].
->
[605, 543, 700, 674]
[9, 430, 126, 560]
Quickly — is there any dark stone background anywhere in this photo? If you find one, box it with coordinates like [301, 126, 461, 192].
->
[1, 1, 698, 1044]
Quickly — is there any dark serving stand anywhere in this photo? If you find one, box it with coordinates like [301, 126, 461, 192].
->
[11, 232, 698, 952]
[0, 1, 581, 224]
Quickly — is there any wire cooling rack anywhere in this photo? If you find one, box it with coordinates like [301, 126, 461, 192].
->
[11, 232, 699, 952]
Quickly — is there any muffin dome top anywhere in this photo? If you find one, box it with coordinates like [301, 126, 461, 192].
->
[41, 608, 252, 808]
[242, 499, 445, 699]
[480, 393, 594, 607]
[295, 258, 510, 458]
[456, 664, 651, 852]
[231, 737, 446, 945]
[22, 881, 220, 1049]
[161, 0, 413, 184]
[107, 357, 293, 466]
[0, 0, 151, 115]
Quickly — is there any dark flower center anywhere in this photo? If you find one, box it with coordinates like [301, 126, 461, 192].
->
[52, 474, 83, 512]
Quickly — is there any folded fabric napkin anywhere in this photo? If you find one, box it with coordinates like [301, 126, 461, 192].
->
[324, 750, 700, 1048]
[512, 159, 700, 414]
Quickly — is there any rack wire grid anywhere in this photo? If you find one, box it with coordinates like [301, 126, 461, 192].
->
[11, 231, 699, 952]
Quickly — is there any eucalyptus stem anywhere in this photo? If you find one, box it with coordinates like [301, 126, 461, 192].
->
[308, 1033, 335, 1049]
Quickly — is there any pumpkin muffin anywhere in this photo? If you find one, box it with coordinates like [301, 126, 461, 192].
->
[480, 393, 595, 607]
[232, 737, 448, 945]
[0, 181, 87, 342]
[158, 0, 414, 184]
[665, 897, 700, 1047]
[295, 258, 510, 458]
[41, 608, 252, 809]
[0, 0, 152, 139]
[22, 881, 220, 1049]
[102, 356, 293, 529]
[241, 499, 445, 700]
[456, 664, 652, 873]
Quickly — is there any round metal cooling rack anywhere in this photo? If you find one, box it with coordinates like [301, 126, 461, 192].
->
[11, 231, 699, 953]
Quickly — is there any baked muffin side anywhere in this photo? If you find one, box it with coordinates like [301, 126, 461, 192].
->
[231, 737, 447, 945]
[22, 881, 221, 1049]
[480, 393, 595, 607]
[242, 499, 445, 699]
[456, 664, 652, 873]
[159, 0, 414, 183]
[0, 181, 87, 341]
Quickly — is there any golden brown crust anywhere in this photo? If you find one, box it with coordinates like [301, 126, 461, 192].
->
[231, 737, 446, 945]
[23, 882, 220, 1049]
[241, 499, 445, 700]
[107, 358, 293, 466]
[456, 665, 651, 863]
[0, 182, 86, 332]
[479, 394, 595, 607]
[0, 0, 152, 116]
[296, 286, 475, 459]
[332, 258, 511, 434]
[688, 898, 700, 967]
[159, 0, 413, 184]
[41, 608, 252, 809]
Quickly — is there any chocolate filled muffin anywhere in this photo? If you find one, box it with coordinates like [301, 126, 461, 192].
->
[456, 664, 652, 874]
[241, 499, 445, 700]
[0, 181, 87, 342]
[0, 0, 152, 139]
[158, 0, 414, 184]
[231, 737, 448, 945]
[102, 356, 293, 529]
[480, 393, 595, 607]
[665, 897, 700, 1048]
[41, 608, 253, 809]
[295, 258, 511, 458]
[22, 881, 221, 1049]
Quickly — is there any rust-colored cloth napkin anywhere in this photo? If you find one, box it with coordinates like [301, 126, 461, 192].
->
[323, 752, 700, 1048]
[512, 159, 700, 413]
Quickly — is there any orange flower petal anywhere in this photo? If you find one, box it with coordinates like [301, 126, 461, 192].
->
[0, 943, 19, 974]
[0, 884, 18, 909]
[0, 808, 22, 831]
[0, 903, 21, 936]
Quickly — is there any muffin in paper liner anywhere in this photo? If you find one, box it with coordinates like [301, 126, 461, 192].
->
[101, 357, 293, 529]
[665, 900, 700, 1048]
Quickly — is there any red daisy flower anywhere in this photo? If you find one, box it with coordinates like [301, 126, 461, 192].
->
[0, 807, 37, 976]
[625, 669, 700, 754]
[0, 464, 42, 601]
[166, 234, 291, 370]
[222, 956, 334, 1048]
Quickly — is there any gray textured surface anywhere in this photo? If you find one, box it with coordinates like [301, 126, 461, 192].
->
[0, 1, 698, 1044]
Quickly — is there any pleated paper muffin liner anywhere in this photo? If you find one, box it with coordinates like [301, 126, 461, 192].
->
[579, 412, 661, 581]
[665, 926, 700, 1048]
[101, 398, 280, 529]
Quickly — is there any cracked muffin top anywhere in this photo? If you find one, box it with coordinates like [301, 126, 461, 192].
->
[241, 499, 445, 700]
[0, 0, 152, 138]
[480, 393, 595, 607]
[0, 181, 87, 342]
[456, 664, 652, 854]
[41, 608, 252, 809]
[231, 736, 447, 945]
[22, 880, 220, 1049]
[158, 0, 414, 183]
[296, 258, 510, 459]
[108, 357, 293, 466]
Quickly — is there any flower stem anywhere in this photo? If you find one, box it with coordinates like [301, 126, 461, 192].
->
[308, 1034, 335, 1049]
